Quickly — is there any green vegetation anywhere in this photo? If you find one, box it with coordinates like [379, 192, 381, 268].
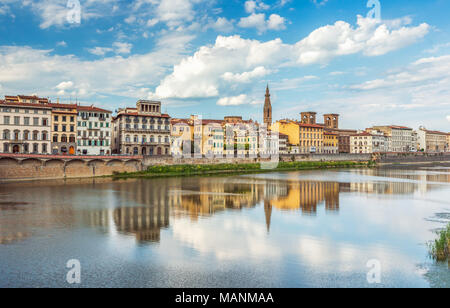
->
[112, 160, 372, 179]
[428, 223, 450, 262]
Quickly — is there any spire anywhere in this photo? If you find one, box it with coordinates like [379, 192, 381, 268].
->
[263, 84, 272, 127]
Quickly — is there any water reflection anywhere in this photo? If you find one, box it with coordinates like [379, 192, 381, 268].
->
[1, 168, 449, 246]
[0, 167, 449, 287]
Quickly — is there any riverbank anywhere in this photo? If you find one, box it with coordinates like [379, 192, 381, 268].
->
[112, 161, 373, 179]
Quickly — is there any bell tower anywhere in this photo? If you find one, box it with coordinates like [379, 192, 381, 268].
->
[263, 85, 272, 127]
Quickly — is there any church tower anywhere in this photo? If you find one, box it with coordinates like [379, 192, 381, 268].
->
[263, 85, 272, 127]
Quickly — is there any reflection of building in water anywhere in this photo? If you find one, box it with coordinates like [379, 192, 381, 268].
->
[114, 206, 169, 243]
[269, 181, 340, 215]
[169, 178, 266, 220]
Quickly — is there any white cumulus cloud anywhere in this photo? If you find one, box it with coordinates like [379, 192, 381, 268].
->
[217, 94, 248, 106]
[151, 16, 429, 99]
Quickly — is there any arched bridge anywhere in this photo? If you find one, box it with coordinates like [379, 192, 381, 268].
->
[0, 153, 145, 181]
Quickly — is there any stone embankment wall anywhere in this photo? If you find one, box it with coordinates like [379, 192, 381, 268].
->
[2, 152, 449, 181]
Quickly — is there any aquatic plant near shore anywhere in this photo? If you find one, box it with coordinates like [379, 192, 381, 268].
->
[428, 223, 450, 262]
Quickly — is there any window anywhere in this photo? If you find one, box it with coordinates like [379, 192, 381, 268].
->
[53, 135, 58, 142]
[33, 117, 39, 126]
[62, 125, 66, 132]
[54, 116, 58, 121]
[62, 116, 67, 122]
[54, 125, 58, 132]
[33, 131, 38, 141]
[42, 144, 47, 153]
[14, 116, 20, 125]
[42, 132, 47, 141]
[43, 118, 48, 126]
[24, 117, 30, 125]
[61, 135, 67, 143]
[33, 144, 38, 153]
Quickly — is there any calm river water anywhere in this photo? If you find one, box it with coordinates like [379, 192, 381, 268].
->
[0, 167, 449, 288]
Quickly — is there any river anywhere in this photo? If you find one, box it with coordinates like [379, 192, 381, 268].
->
[0, 167, 449, 287]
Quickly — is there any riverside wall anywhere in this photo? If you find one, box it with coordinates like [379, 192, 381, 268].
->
[1, 152, 449, 181]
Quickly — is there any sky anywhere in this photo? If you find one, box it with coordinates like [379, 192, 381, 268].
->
[0, 0, 449, 131]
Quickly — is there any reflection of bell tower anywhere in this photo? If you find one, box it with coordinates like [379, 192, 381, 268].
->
[263, 85, 272, 127]
[264, 200, 272, 233]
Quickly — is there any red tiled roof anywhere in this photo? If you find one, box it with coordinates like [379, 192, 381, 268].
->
[116, 112, 170, 118]
[299, 123, 323, 128]
[0, 100, 52, 109]
[77, 105, 112, 113]
[351, 132, 372, 137]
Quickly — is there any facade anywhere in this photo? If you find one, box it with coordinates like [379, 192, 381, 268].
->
[371, 125, 415, 152]
[323, 132, 338, 154]
[417, 127, 447, 153]
[351, 133, 373, 154]
[0, 97, 51, 154]
[299, 123, 323, 154]
[112, 100, 171, 156]
[76, 106, 112, 155]
[50, 103, 78, 155]
[447, 133, 450, 152]
[351, 131, 389, 154]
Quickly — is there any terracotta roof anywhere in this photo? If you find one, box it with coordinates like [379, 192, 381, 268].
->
[116, 112, 170, 118]
[299, 123, 323, 128]
[77, 105, 112, 113]
[0, 100, 52, 109]
[423, 129, 447, 135]
[46, 103, 78, 109]
[351, 132, 372, 137]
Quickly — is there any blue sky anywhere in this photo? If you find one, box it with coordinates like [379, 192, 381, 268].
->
[0, 0, 449, 131]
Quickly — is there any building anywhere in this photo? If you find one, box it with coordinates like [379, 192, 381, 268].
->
[323, 132, 338, 154]
[50, 102, 78, 155]
[299, 123, 324, 154]
[263, 85, 272, 128]
[170, 118, 194, 156]
[0, 96, 51, 154]
[351, 130, 388, 154]
[417, 127, 447, 153]
[371, 125, 415, 152]
[112, 100, 171, 156]
[445, 132, 450, 152]
[76, 105, 112, 155]
[272, 120, 324, 154]
[351, 132, 373, 154]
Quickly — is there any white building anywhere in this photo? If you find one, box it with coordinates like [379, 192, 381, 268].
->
[76, 106, 112, 155]
[371, 125, 415, 152]
[0, 96, 51, 154]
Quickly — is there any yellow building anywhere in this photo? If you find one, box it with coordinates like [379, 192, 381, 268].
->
[272, 120, 300, 146]
[50, 103, 78, 155]
[299, 123, 324, 154]
[272, 120, 324, 154]
[323, 132, 339, 154]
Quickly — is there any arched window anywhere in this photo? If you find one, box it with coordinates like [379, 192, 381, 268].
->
[14, 130, 20, 140]
[125, 135, 130, 143]
[69, 135, 75, 143]
[134, 135, 138, 142]
[61, 134, 68, 143]
[33, 131, 39, 141]
[24, 130, 30, 140]
[53, 134, 58, 142]
[42, 131, 48, 141]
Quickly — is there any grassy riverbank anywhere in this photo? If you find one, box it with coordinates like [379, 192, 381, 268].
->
[112, 160, 373, 179]
[429, 223, 450, 262]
